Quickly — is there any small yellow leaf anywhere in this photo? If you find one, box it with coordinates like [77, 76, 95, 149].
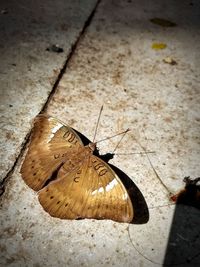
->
[152, 43, 167, 50]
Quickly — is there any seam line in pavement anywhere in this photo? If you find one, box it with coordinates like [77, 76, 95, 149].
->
[41, 0, 101, 113]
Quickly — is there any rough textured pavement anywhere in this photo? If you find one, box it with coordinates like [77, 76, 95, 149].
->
[1, 1, 200, 266]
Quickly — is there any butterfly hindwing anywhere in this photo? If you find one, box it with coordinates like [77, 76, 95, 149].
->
[20, 115, 83, 191]
[38, 154, 134, 223]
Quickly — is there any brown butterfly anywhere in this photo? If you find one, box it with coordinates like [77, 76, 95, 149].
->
[20, 114, 134, 223]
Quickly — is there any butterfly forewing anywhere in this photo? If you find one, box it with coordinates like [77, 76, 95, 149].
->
[20, 115, 83, 191]
[38, 154, 134, 223]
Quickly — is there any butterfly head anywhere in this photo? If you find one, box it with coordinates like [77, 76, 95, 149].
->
[88, 142, 97, 152]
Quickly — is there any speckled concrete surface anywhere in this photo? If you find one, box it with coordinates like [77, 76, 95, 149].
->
[0, 0, 99, 180]
[1, 0, 200, 266]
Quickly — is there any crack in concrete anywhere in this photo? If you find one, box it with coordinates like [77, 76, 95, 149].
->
[0, 130, 31, 197]
[41, 0, 102, 113]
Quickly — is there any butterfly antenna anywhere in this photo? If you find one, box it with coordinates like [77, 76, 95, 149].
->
[96, 128, 130, 146]
[115, 151, 156, 155]
[112, 128, 130, 153]
[93, 105, 103, 142]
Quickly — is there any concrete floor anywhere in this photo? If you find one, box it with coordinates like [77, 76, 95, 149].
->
[0, 0, 200, 266]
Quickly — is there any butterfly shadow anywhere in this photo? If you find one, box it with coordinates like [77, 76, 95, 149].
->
[164, 178, 200, 265]
[74, 129, 149, 224]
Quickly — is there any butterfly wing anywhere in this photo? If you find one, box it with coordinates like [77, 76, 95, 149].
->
[38, 154, 134, 223]
[20, 115, 83, 191]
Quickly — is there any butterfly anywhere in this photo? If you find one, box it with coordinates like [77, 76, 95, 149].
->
[20, 114, 134, 223]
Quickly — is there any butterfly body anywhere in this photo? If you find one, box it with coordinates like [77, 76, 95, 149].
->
[20, 115, 134, 223]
